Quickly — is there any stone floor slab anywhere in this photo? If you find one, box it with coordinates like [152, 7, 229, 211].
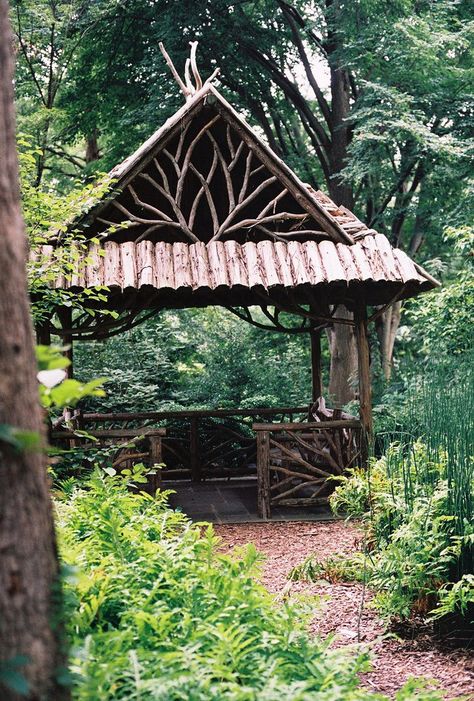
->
[165, 478, 336, 523]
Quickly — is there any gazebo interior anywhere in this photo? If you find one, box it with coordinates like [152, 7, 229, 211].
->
[36, 61, 438, 520]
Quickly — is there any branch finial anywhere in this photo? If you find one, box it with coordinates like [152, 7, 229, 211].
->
[159, 41, 220, 101]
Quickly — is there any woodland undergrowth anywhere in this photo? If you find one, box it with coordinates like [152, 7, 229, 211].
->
[292, 361, 474, 631]
[56, 471, 445, 701]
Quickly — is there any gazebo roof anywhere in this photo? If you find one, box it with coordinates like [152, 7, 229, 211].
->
[37, 79, 439, 337]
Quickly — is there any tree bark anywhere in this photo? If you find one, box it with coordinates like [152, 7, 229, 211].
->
[326, 307, 358, 406]
[324, 0, 357, 401]
[325, 48, 358, 401]
[375, 301, 402, 382]
[85, 130, 100, 163]
[0, 2, 69, 699]
[326, 0, 354, 210]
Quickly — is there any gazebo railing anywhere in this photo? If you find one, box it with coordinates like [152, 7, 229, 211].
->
[253, 419, 364, 519]
[50, 427, 166, 492]
[66, 406, 309, 481]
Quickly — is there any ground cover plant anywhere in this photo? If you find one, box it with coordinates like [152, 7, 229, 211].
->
[56, 469, 447, 701]
[292, 361, 474, 632]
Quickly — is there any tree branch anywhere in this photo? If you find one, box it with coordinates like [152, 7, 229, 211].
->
[278, 0, 332, 130]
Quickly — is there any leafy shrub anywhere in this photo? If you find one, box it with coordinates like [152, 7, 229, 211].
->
[367, 484, 463, 620]
[323, 355, 474, 628]
[327, 442, 473, 624]
[57, 472, 442, 700]
[289, 553, 366, 585]
[431, 574, 474, 621]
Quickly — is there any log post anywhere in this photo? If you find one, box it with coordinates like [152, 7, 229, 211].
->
[148, 434, 163, 494]
[256, 430, 271, 519]
[310, 327, 322, 402]
[354, 301, 372, 465]
[35, 319, 51, 345]
[190, 417, 201, 482]
[57, 306, 73, 378]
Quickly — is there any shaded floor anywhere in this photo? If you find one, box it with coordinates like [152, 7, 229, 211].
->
[164, 477, 335, 523]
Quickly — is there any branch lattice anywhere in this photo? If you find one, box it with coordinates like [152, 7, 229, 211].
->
[98, 116, 323, 244]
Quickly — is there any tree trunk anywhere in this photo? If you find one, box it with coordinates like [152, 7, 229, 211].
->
[328, 62, 353, 209]
[0, 3, 69, 699]
[326, 0, 354, 210]
[326, 307, 358, 406]
[375, 301, 402, 382]
[324, 0, 357, 402]
[85, 130, 100, 163]
[325, 57, 358, 402]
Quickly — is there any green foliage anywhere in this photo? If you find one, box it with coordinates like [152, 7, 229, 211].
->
[431, 574, 474, 621]
[0, 424, 41, 453]
[0, 346, 105, 457]
[18, 135, 118, 331]
[75, 308, 323, 413]
[289, 553, 365, 585]
[37, 345, 106, 410]
[12, 1, 107, 187]
[327, 381, 473, 623]
[329, 462, 389, 524]
[405, 273, 473, 361]
[57, 472, 443, 700]
[366, 484, 463, 620]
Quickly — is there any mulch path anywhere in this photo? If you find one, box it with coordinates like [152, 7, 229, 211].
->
[215, 520, 474, 700]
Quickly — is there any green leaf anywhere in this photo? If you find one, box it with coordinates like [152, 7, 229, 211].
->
[0, 656, 30, 695]
[0, 425, 41, 453]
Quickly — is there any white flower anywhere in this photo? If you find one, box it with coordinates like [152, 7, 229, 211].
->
[37, 369, 67, 388]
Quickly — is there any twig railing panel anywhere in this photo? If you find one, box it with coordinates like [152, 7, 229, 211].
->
[253, 419, 364, 518]
[64, 406, 309, 481]
[50, 427, 166, 492]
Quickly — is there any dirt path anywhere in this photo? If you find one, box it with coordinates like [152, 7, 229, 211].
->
[215, 521, 474, 700]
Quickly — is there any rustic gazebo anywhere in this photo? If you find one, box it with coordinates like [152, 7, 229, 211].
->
[37, 48, 438, 518]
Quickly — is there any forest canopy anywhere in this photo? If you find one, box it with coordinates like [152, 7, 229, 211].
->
[14, 0, 473, 407]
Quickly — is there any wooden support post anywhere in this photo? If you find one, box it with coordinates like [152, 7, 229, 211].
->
[148, 435, 163, 494]
[256, 430, 271, 519]
[190, 417, 201, 482]
[310, 328, 322, 402]
[35, 320, 51, 345]
[354, 302, 372, 465]
[57, 306, 73, 378]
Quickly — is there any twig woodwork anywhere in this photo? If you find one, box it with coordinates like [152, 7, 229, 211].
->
[40, 44, 440, 518]
[51, 427, 165, 493]
[57, 407, 308, 482]
[95, 111, 330, 247]
[254, 419, 362, 518]
[252, 398, 362, 518]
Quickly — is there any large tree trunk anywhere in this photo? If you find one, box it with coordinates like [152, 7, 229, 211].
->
[326, 60, 358, 402]
[327, 62, 353, 209]
[0, 3, 69, 699]
[326, 0, 353, 210]
[325, 0, 357, 402]
[85, 130, 100, 163]
[326, 307, 358, 405]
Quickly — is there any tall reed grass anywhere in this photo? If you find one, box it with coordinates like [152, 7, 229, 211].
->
[377, 356, 473, 578]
